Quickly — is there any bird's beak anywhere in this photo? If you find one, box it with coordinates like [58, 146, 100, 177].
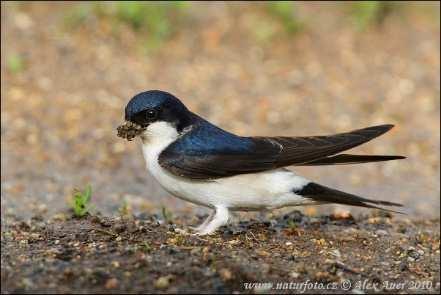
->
[116, 121, 146, 141]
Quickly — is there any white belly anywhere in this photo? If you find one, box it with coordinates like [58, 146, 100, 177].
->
[140, 122, 311, 210]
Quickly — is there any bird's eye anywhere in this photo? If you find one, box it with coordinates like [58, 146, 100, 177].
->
[145, 109, 157, 120]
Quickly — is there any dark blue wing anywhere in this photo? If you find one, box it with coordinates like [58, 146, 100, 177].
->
[158, 120, 280, 179]
[158, 123, 400, 180]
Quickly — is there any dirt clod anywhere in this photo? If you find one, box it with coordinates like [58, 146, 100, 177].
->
[116, 121, 146, 141]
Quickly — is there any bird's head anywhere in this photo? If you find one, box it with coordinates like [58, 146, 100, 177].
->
[117, 90, 194, 141]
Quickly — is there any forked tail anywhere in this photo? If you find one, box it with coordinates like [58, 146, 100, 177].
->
[294, 182, 404, 214]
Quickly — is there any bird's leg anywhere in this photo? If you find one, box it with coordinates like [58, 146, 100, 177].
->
[196, 206, 229, 235]
[191, 210, 215, 232]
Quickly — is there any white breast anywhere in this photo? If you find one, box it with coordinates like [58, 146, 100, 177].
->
[140, 121, 311, 210]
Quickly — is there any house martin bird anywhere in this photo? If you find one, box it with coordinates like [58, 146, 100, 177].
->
[117, 90, 405, 235]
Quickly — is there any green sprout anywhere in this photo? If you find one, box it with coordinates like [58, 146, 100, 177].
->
[139, 241, 152, 253]
[118, 199, 131, 217]
[287, 219, 297, 229]
[71, 184, 92, 217]
[161, 205, 173, 224]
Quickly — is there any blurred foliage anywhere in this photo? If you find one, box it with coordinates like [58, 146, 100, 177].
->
[64, 2, 189, 50]
[59, 1, 434, 50]
[249, 18, 279, 44]
[7, 54, 25, 74]
[350, 1, 398, 29]
[113, 2, 187, 32]
[63, 4, 91, 28]
[247, 2, 302, 45]
[266, 1, 302, 34]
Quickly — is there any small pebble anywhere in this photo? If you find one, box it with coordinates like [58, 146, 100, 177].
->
[105, 278, 118, 289]
[329, 249, 341, 258]
[155, 275, 173, 289]
[375, 229, 389, 236]
[111, 261, 120, 268]
[290, 271, 300, 278]
[114, 224, 126, 233]
[218, 268, 233, 281]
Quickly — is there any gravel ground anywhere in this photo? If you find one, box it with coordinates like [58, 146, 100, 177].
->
[1, 211, 440, 293]
[1, 3, 440, 293]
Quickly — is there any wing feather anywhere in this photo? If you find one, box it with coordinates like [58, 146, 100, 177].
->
[299, 154, 405, 166]
[267, 124, 395, 166]
[159, 124, 403, 180]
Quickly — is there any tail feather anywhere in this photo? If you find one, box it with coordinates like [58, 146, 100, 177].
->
[294, 182, 404, 214]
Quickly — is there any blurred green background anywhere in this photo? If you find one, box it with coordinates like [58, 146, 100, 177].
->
[1, 1, 440, 220]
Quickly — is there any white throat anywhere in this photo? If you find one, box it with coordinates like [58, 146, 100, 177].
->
[141, 121, 179, 148]
[140, 121, 179, 180]
[140, 121, 190, 197]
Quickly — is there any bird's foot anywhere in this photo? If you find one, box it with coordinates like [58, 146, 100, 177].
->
[189, 225, 215, 236]
[190, 210, 215, 234]
[191, 206, 229, 236]
[174, 227, 191, 235]
[193, 228, 216, 236]
[189, 224, 206, 232]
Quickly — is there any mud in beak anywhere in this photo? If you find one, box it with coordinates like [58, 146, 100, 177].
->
[116, 121, 146, 141]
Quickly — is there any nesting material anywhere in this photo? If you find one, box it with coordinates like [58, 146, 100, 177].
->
[116, 121, 146, 141]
